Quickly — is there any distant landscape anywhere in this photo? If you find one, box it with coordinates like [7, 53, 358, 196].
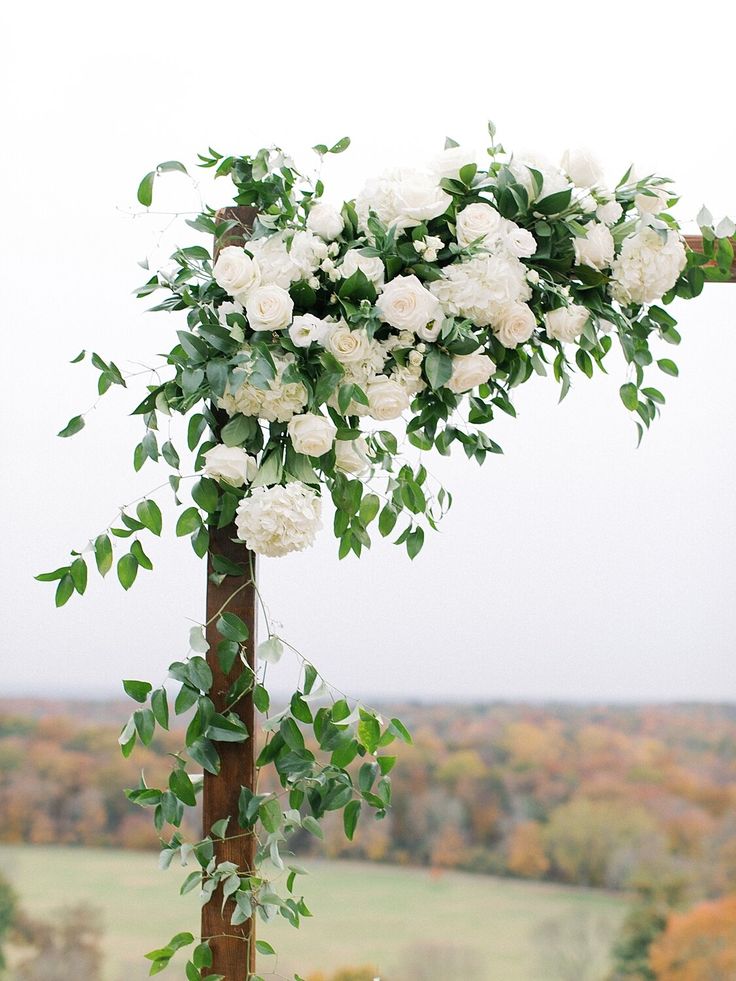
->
[1, 699, 735, 979]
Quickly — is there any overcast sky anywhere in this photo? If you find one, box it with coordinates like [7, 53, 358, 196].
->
[2, 1, 735, 703]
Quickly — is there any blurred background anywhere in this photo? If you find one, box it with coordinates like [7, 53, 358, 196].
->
[1, 1, 734, 978]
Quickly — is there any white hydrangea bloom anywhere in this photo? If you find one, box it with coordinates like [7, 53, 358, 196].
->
[610, 228, 686, 305]
[218, 354, 308, 423]
[235, 483, 322, 557]
[246, 232, 300, 288]
[430, 253, 531, 328]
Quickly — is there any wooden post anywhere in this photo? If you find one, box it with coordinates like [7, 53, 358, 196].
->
[202, 206, 259, 979]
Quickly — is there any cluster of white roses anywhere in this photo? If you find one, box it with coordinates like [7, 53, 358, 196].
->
[200, 143, 691, 559]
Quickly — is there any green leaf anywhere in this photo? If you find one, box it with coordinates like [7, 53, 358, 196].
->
[131, 540, 153, 571]
[137, 499, 163, 536]
[169, 768, 197, 807]
[302, 815, 323, 839]
[358, 716, 380, 754]
[151, 688, 170, 729]
[123, 679, 152, 703]
[94, 534, 113, 577]
[137, 171, 155, 206]
[343, 800, 361, 841]
[259, 798, 282, 834]
[389, 717, 412, 744]
[221, 414, 253, 447]
[192, 478, 219, 513]
[134, 708, 155, 745]
[187, 656, 213, 692]
[117, 553, 139, 590]
[424, 348, 453, 390]
[176, 508, 202, 536]
[253, 684, 270, 713]
[55, 574, 74, 608]
[57, 415, 85, 438]
[70, 557, 88, 594]
[619, 383, 639, 411]
[534, 187, 572, 215]
[217, 613, 249, 643]
[329, 136, 351, 154]
[657, 358, 679, 377]
[255, 940, 276, 956]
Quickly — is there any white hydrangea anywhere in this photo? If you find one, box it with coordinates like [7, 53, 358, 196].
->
[289, 230, 329, 278]
[356, 167, 452, 232]
[246, 232, 300, 288]
[218, 354, 308, 423]
[430, 253, 531, 328]
[235, 482, 322, 557]
[610, 228, 686, 305]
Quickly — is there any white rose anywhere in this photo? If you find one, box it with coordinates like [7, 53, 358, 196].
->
[235, 482, 322, 557]
[545, 304, 589, 343]
[510, 154, 571, 201]
[560, 148, 604, 188]
[456, 202, 504, 248]
[430, 145, 477, 179]
[213, 246, 261, 301]
[574, 222, 615, 270]
[326, 323, 370, 364]
[306, 201, 344, 240]
[375, 274, 442, 335]
[244, 284, 294, 332]
[635, 188, 669, 215]
[335, 436, 371, 475]
[356, 168, 452, 231]
[203, 444, 257, 488]
[446, 352, 496, 393]
[501, 221, 537, 259]
[596, 199, 623, 225]
[493, 303, 537, 349]
[366, 376, 411, 420]
[339, 249, 385, 288]
[289, 313, 328, 348]
[610, 228, 686, 305]
[287, 412, 337, 457]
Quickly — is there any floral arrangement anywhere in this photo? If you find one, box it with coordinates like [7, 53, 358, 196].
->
[38, 124, 734, 978]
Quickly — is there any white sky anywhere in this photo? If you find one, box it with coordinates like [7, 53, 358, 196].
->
[1, 1, 735, 702]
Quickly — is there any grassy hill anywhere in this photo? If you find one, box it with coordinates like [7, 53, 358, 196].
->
[0, 845, 628, 980]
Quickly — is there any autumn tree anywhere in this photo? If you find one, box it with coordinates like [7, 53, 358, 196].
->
[649, 895, 736, 980]
[507, 821, 549, 878]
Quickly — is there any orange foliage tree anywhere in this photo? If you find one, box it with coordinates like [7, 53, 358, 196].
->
[649, 895, 736, 980]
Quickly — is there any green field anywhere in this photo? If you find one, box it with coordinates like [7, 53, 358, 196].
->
[0, 845, 628, 980]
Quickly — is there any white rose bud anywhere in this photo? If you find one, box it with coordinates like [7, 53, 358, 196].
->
[545, 304, 589, 343]
[340, 249, 386, 288]
[335, 436, 371, 475]
[306, 201, 345, 240]
[573, 222, 615, 271]
[447, 352, 496, 393]
[244, 284, 294, 332]
[596, 199, 623, 225]
[287, 412, 337, 457]
[456, 202, 504, 248]
[375, 274, 441, 334]
[430, 145, 477, 179]
[493, 303, 537, 349]
[203, 444, 257, 488]
[326, 323, 369, 363]
[560, 148, 604, 188]
[289, 313, 328, 348]
[635, 188, 669, 215]
[366, 376, 411, 420]
[213, 246, 261, 301]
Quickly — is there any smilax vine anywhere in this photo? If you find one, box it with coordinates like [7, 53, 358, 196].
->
[38, 122, 734, 978]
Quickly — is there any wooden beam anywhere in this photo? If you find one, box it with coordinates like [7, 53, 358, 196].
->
[202, 205, 259, 979]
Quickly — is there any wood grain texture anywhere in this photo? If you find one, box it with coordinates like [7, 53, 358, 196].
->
[201, 205, 260, 979]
